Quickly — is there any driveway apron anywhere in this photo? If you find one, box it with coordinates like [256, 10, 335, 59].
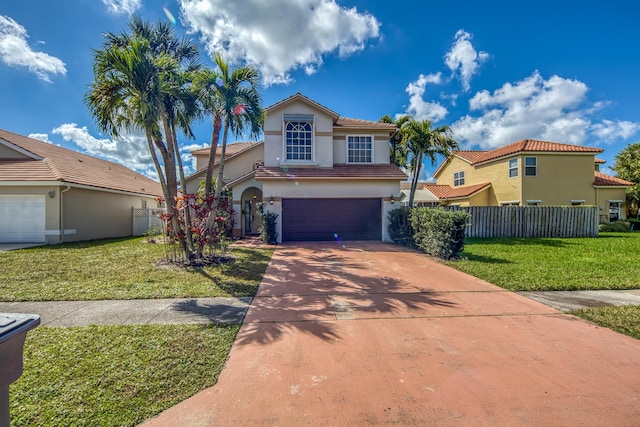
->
[143, 242, 640, 426]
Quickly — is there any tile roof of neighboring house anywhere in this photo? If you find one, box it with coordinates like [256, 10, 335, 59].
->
[401, 189, 440, 203]
[186, 142, 263, 179]
[593, 171, 635, 186]
[190, 142, 260, 157]
[255, 164, 407, 180]
[0, 129, 162, 196]
[595, 157, 606, 164]
[423, 182, 492, 200]
[456, 139, 603, 165]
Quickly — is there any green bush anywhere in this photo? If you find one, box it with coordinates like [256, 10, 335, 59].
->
[256, 202, 279, 244]
[387, 207, 414, 247]
[410, 207, 470, 260]
[599, 221, 632, 232]
[626, 218, 640, 231]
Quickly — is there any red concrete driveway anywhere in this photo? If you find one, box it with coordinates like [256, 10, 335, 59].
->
[143, 242, 640, 426]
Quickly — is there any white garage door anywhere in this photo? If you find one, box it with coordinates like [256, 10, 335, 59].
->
[0, 195, 46, 243]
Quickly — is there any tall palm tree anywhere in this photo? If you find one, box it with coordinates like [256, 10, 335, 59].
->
[86, 16, 201, 259]
[379, 114, 411, 167]
[401, 118, 458, 208]
[211, 53, 264, 197]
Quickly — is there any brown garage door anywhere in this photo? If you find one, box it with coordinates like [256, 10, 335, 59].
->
[282, 198, 382, 242]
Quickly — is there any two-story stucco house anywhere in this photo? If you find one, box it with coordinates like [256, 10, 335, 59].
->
[185, 93, 407, 242]
[426, 139, 634, 221]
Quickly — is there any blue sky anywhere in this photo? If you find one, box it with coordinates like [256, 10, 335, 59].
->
[1, 0, 639, 179]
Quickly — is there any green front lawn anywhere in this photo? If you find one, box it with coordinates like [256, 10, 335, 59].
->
[572, 305, 640, 340]
[447, 232, 640, 291]
[0, 237, 273, 301]
[11, 324, 239, 427]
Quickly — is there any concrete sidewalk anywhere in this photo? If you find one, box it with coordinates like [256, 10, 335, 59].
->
[0, 297, 251, 326]
[142, 242, 640, 426]
[520, 289, 640, 311]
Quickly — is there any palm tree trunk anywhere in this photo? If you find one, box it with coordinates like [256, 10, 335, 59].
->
[214, 120, 230, 198]
[205, 114, 222, 196]
[408, 152, 424, 208]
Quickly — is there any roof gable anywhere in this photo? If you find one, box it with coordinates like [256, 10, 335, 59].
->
[266, 93, 340, 120]
[0, 129, 162, 196]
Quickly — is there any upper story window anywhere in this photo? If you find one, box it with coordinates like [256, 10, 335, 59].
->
[525, 157, 537, 176]
[508, 158, 518, 177]
[453, 171, 465, 186]
[347, 135, 373, 163]
[284, 114, 313, 161]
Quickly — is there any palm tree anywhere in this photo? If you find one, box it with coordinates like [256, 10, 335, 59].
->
[401, 118, 458, 207]
[85, 16, 201, 259]
[379, 114, 411, 167]
[210, 53, 264, 198]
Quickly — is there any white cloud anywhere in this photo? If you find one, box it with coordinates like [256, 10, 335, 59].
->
[0, 15, 66, 82]
[403, 72, 448, 122]
[179, 0, 381, 85]
[444, 29, 488, 92]
[28, 133, 52, 143]
[591, 120, 640, 143]
[52, 123, 156, 177]
[101, 0, 142, 15]
[451, 71, 614, 149]
[181, 142, 207, 175]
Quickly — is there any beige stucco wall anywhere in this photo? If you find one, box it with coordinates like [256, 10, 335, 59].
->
[264, 100, 335, 168]
[185, 146, 263, 194]
[0, 145, 30, 159]
[260, 179, 401, 243]
[62, 187, 154, 242]
[0, 185, 61, 243]
[521, 154, 596, 205]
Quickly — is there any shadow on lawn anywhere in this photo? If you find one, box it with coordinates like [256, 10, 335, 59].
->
[466, 237, 573, 248]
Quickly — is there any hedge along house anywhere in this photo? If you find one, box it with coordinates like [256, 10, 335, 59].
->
[185, 93, 407, 242]
[0, 129, 163, 244]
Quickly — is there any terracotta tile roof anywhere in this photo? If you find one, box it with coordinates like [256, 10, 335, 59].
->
[594, 158, 606, 164]
[186, 142, 263, 180]
[0, 129, 162, 196]
[334, 117, 397, 131]
[455, 139, 603, 166]
[255, 164, 407, 180]
[190, 142, 260, 156]
[423, 182, 491, 199]
[593, 171, 634, 186]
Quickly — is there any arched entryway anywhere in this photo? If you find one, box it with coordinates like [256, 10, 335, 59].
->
[240, 187, 263, 237]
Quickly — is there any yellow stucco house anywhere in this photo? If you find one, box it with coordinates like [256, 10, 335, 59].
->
[425, 139, 634, 222]
[185, 93, 407, 242]
[0, 129, 163, 244]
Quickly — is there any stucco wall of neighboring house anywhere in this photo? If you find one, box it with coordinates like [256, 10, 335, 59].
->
[0, 144, 30, 158]
[185, 146, 263, 194]
[264, 100, 335, 168]
[62, 187, 155, 242]
[594, 187, 629, 222]
[0, 185, 61, 243]
[521, 154, 596, 205]
[261, 179, 400, 243]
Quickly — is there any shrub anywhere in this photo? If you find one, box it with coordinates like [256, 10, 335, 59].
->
[256, 202, 278, 244]
[410, 207, 470, 260]
[599, 221, 632, 232]
[626, 218, 640, 231]
[387, 207, 414, 247]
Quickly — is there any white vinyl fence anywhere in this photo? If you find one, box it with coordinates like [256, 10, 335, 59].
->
[452, 206, 599, 238]
[132, 208, 165, 236]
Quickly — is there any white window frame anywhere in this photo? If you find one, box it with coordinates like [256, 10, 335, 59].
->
[525, 156, 537, 176]
[609, 200, 623, 221]
[571, 200, 586, 206]
[453, 171, 465, 187]
[283, 115, 314, 163]
[346, 134, 374, 164]
[500, 200, 521, 206]
[508, 158, 518, 178]
[526, 200, 541, 206]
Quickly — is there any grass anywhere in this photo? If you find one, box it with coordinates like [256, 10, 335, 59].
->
[446, 232, 640, 291]
[11, 324, 239, 427]
[0, 237, 273, 301]
[571, 306, 640, 340]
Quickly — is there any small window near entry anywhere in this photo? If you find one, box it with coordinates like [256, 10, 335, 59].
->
[571, 200, 585, 206]
[453, 171, 465, 186]
[525, 157, 537, 176]
[141, 200, 147, 209]
[508, 158, 518, 177]
[609, 201, 621, 222]
[526, 200, 541, 206]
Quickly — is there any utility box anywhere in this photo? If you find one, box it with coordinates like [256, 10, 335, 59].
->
[0, 313, 40, 427]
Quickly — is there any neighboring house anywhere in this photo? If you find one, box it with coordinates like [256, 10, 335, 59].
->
[185, 93, 406, 242]
[424, 139, 634, 222]
[0, 129, 162, 244]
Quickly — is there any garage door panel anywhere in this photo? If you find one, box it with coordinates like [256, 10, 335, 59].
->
[282, 198, 381, 242]
[0, 195, 46, 243]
